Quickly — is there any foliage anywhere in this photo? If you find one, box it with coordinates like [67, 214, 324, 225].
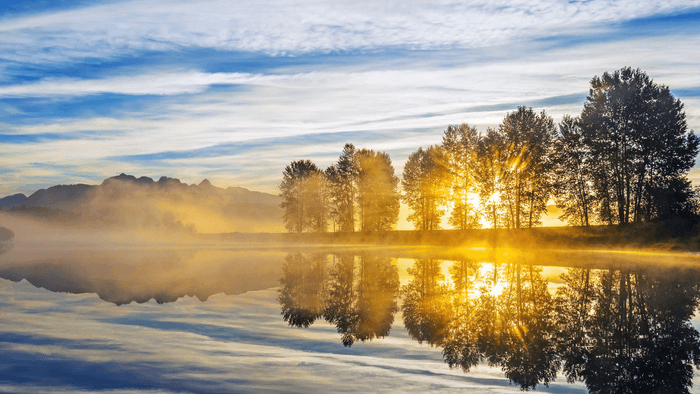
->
[279, 159, 328, 233]
[325, 143, 359, 232]
[280, 67, 698, 232]
[278, 253, 327, 327]
[356, 149, 401, 231]
[440, 124, 482, 229]
[402, 146, 449, 230]
[580, 67, 699, 224]
[401, 259, 452, 346]
[552, 115, 595, 226]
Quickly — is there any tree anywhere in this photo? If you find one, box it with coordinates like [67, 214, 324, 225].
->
[356, 149, 400, 231]
[279, 159, 328, 233]
[326, 144, 359, 232]
[579, 67, 699, 224]
[402, 146, 449, 230]
[497, 107, 557, 229]
[473, 128, 509, 228]
[441, 124, 482, 229]
[553, 115, 595, 226]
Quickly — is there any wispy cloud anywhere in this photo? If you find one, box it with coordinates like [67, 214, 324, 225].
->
[0, 1, 699, 195]
[1, 0, 698, 64]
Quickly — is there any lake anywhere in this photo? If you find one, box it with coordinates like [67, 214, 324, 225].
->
[1, 242, 700, 393]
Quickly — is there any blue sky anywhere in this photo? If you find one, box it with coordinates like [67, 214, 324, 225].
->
[1, 0, 700, 197]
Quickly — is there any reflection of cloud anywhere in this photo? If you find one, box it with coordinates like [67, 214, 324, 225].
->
[0, 278, 592, 393]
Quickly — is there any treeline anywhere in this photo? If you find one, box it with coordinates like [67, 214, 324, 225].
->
[280, 67, 699, 232]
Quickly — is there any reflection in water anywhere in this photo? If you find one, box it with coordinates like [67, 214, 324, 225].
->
[403, 260, 559, 390]
[0, 248, 285, 304]
[402, 259, 451, 346]
[280, 252, 700, 393]
[556, 268, 700, 393]
[278, 252, 400, 346]
[2, 242, 700, 392]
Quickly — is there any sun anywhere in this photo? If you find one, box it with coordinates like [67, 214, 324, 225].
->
[490, 282, 506, 297]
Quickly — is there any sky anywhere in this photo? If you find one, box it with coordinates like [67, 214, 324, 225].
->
[1, 0, 700, 198]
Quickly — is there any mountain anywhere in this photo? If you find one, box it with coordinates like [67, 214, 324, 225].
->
[0, 193, 28, 209]
[0, 174, 284, 233]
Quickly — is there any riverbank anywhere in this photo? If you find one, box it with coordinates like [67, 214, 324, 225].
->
[211, 220, 700, 252]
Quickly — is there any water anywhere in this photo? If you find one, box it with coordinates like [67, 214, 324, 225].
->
[1, 244, 699, 393]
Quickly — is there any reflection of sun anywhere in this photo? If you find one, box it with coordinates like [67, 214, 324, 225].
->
[490, 282, 506, 297]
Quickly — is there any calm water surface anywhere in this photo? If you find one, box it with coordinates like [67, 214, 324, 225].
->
[1, 243, 699, 393]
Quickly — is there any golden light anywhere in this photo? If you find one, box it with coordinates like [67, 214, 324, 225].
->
[489, 282, 506, 297]
[487, 191, 500, 205]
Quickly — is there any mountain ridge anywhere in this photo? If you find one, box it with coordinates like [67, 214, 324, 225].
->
[0, 174, 283, 233]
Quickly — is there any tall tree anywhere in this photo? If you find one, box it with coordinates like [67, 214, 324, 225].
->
[497, 107, 557, 229]
[579, 67, 699, 224]
[553, 115, 595, 226]
[473, 128, 511, 228]
[356, 149, 401, 232]
[326, 144, 359, 232]
[279, 159, 328, 233]
[402, 146, 449, 230]
[441, 123, 482, 229]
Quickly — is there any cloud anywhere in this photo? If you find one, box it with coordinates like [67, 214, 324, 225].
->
[1, 3, 699, 195]
[0, 0, 698, 65]
[0, 71, 263, 97]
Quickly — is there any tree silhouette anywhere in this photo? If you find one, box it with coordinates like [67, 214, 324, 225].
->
[280, 159, 328, 233]
[553, 115, 595, 226]
[477, 263, 560, 390]
[579, 67, 699, 224]
[493, 107, 556, 229]
[402, 146, 449, 230]
[442, 259, 482, 372]
[356, 149, 400, 232]
[326, 144, 359, 232]
[440, 124, 482, 229]
[473, 128, 509, 228]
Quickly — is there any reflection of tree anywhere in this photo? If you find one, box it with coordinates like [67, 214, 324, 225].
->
[406, 260, 559, 390]
[402, 259, 451, 346]
[555, 268, 700, 394]
[443, 259, 482, 372]
[278, 253, 327, 328]
[479, 264, 559, 390]
[279, 253, 700, 393]
[279, 253, 400, 347]
[324, 254, 400, 346]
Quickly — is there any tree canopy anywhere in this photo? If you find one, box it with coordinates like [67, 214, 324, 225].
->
[280, 68, 698, 232]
